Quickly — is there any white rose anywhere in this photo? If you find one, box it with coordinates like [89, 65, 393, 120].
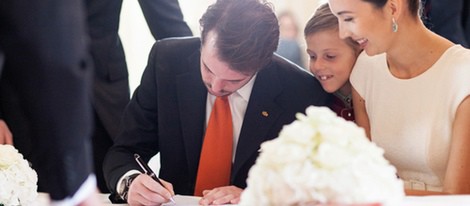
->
[0, 144, 38, 206]
[0, 145, 21, 168]
[240, 106, 404, 206]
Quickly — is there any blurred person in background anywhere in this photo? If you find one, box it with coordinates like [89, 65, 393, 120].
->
[84, 0, 192, 193]
[276, 11, 305, 69]
[0, 0, 193, 194]
[0, 0, 101, 204]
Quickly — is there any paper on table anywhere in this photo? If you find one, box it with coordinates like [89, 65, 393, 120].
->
[162, 195, 238, 206]
[161, 195, 470, 206]
[162, 195, 201, 206]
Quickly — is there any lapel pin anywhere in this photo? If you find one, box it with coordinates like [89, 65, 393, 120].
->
[261, 111, 269, 117]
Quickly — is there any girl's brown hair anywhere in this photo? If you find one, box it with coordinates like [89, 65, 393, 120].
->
[304, 3, 360, 53]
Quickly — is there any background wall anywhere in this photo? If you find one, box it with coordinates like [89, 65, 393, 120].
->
[119, 0, 325, 92]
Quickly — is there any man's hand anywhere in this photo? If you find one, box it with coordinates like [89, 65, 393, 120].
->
[127, 174, 174, 206]
[0, 120, 13, 145]
[199, 186, 243, 205]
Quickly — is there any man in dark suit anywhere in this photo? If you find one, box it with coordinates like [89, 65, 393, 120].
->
[103, 0, 329, 205]
[422, 0, 470, 48]
[84, 0, 192, 193]
[465, 1, 470, 44]
[0, 0, 100, 204]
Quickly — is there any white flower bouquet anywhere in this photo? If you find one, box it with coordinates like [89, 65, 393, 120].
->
[239, 106, 404, 206]
[0, 144, 38, 206]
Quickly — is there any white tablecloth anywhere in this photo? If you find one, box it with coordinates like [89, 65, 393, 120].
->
[34, 193, 123, 206]
[401, 195, 470, 206]
[35, 193, 470, 205]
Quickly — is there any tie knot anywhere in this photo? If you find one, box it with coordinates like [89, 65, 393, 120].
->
[217, 96, 228, 101]
[215, 96, 230, 108]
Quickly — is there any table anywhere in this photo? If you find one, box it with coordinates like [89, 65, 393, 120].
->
[33, 193, 123, 206]
[35, 193, 470, 205]
[401, 195, 470, 206]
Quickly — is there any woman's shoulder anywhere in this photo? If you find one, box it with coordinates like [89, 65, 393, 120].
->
[437, 45, 470, 95]
[438, 45, 470, 76]
[442, 45, 470, 63]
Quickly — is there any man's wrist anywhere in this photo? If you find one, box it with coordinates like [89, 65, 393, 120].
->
[118, 173, 140, 201]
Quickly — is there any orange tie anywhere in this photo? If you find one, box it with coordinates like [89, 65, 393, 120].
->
[194, 96, 233, 196]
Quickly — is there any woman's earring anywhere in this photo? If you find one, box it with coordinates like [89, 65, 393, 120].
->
[392, 17, 398, 32]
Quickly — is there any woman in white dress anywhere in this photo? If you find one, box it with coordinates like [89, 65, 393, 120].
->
[327, 0, 470, 195]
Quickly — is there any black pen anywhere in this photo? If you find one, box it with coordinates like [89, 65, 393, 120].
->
[134, 153, 175, 203]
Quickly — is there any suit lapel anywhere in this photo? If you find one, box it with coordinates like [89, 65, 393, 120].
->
[232, 66, 283, 179]
[176, 51, 207, 180]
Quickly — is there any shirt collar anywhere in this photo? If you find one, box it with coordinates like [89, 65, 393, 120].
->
[234, 73, 257, 102]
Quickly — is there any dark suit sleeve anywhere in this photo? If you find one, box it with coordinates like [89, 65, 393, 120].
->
[103, 42, 162, 199]
[0, 0, 93, 200]
[137, 0, 193, 39]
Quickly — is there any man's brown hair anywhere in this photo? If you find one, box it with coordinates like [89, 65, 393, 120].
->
[200, 0, 279, 74]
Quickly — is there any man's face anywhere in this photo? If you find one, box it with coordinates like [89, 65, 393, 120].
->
[200, 31, 254, 97]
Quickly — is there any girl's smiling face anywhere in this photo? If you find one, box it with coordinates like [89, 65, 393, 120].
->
[306, 29, 359, 94]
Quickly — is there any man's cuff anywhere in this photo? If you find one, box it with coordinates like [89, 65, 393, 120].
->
[116, 170, 141, 196]
[108, 170, 140, 203]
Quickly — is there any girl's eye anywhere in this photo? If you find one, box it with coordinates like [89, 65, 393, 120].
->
[309, 55, 317, 60]
[326, 55, 336, 60]
[344, 17, 354, 22]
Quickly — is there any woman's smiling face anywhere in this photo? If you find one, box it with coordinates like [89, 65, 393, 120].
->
[328, 0, 394, 56]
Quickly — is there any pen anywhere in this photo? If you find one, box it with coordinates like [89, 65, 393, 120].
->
[134, 153, 176, 203]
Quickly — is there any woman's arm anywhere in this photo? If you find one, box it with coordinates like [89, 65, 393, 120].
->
[443, 95, 470, 194]
[352, 87, 371, 139]
[405, 96, 470, 196]
[404, 189, 446, 196]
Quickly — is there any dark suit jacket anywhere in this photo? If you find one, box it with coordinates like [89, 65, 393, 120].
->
[103, 37, 329, 201]
[85, 0, 131, 193]
[428, 0, 470, 47]
[85, 0, 192, 141]
[462, 0, 470, 46]
[0, 0, 93, 200]
[138, 0, 193, 40]
[85, 0, 192, 192]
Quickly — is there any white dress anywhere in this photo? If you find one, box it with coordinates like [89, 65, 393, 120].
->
[350, 45, 470, 191]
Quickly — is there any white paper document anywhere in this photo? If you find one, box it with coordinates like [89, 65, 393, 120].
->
[162, 195, 237, 206]
[162, 195, 201, 206]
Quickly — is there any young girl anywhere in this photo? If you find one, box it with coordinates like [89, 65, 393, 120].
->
[304, 3, 362, 121]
